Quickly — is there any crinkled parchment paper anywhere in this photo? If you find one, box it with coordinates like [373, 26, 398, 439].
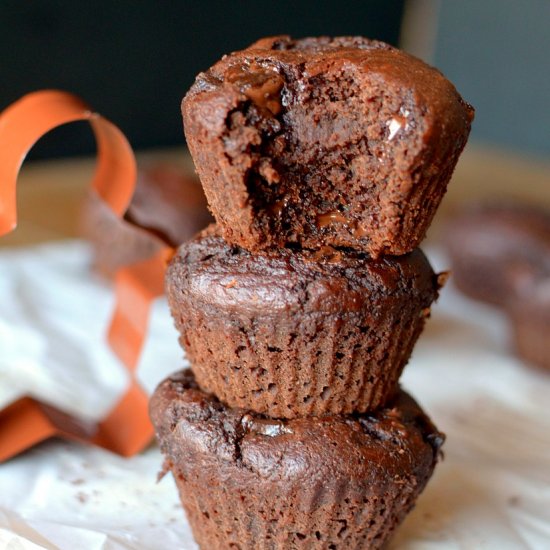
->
[1, 242, 549, 549]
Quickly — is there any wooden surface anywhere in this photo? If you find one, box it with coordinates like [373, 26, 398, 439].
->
[2, 144, 549, 248]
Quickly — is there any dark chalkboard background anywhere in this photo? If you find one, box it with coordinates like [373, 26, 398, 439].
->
[434, 0, 550, 159]
[0, 1, 404, 159]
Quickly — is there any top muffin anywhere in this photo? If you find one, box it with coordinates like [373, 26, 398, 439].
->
[183, 35, 474, 257]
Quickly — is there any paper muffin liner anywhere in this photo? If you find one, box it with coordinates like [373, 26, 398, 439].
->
[172, 468, 431, 550]
[179, 302, 431, 419]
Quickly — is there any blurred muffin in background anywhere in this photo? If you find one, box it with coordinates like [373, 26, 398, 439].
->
[509, 275, 550, 372]
[444, 201, 550, 370]
[444, 202, 550, 306]
[81, 164, 213, 277]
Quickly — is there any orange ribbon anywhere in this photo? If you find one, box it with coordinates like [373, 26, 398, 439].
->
[0, 90, 173, 462]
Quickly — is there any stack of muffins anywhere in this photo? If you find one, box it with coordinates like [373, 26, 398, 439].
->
[150, 36, 474, 549]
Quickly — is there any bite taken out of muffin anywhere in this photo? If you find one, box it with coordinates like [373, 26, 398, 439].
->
[183, 35, 473, 258]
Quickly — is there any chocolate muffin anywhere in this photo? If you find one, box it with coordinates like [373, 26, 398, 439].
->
[183, 35, 474, 258]
[166, 225, 442, 419]
[509, 276, 550, 371]
[445, 202, 550, 306]
[150, 369, 444, 550]
[82, 164, 212, 277]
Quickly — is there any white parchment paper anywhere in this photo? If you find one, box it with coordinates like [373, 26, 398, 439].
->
[0, 241, 549, 549]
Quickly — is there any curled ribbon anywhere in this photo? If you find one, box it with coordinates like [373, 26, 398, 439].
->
[0, 91, 173, 462]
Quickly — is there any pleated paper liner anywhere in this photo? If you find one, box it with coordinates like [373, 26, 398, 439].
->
[0, 90, 174, 462]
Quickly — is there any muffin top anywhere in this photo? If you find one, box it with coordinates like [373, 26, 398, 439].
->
[186, 35, 473, 130]
[150, 369, 444, 486]
[167, 225, 441, 315]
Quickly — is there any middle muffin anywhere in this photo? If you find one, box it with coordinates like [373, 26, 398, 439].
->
[167, 225, 441, 418]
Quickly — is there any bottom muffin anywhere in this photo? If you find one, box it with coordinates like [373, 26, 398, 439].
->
[150, 370, 444, 550]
